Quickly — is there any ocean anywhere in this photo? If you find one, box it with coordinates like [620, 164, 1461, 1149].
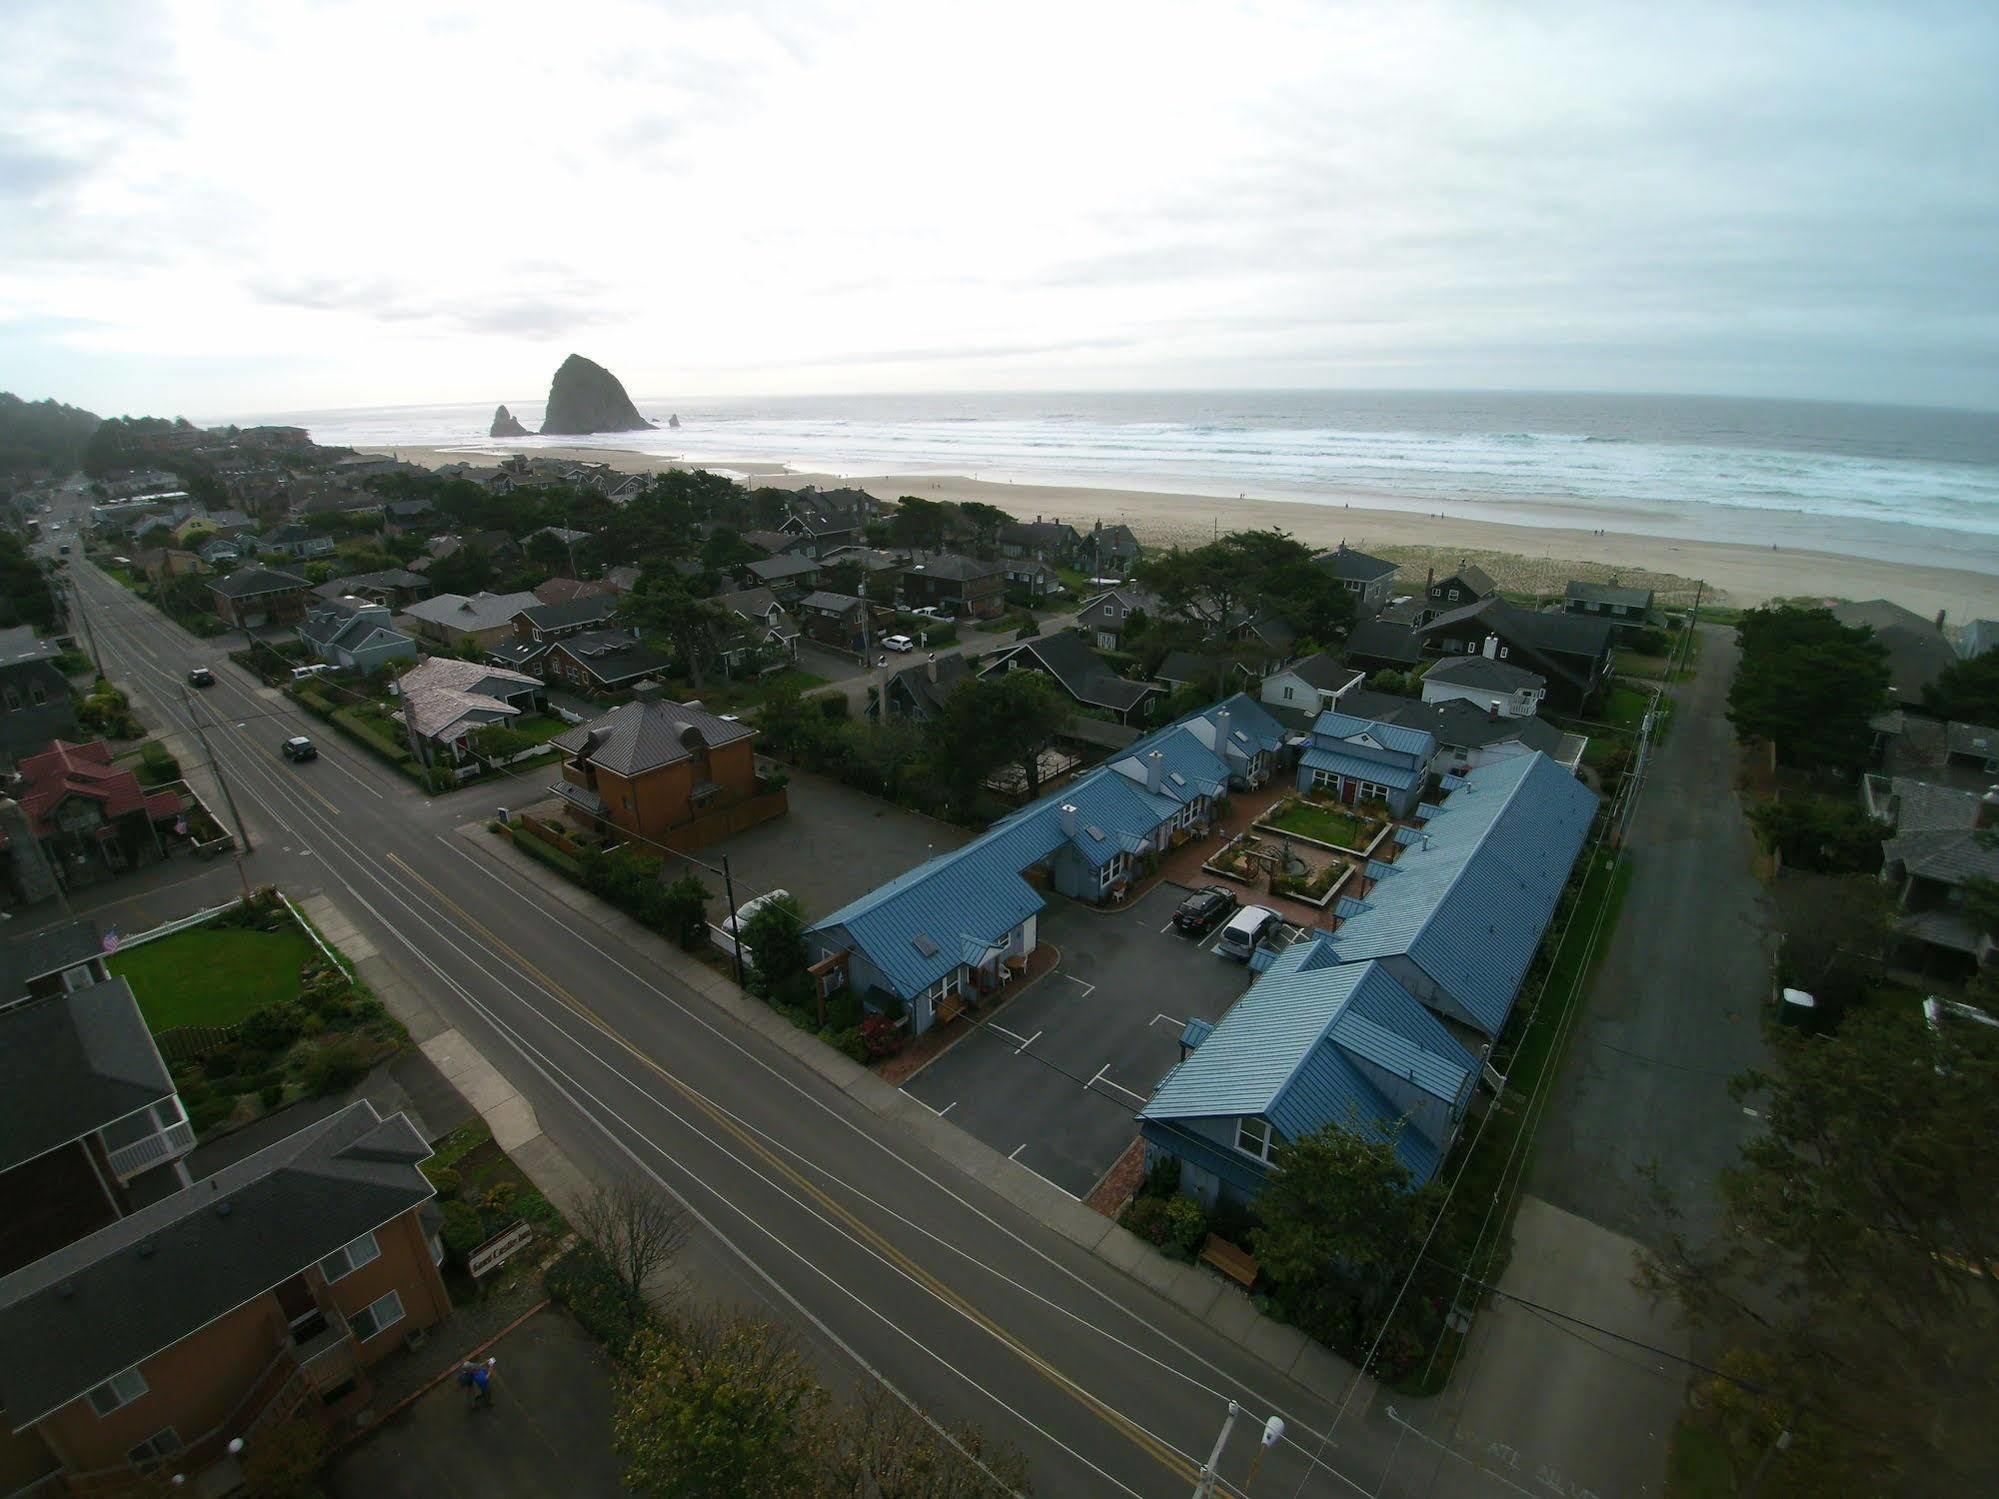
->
[254, 389, 1999, 577]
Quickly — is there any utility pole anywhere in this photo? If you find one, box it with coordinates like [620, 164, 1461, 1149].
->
[721, 854, 745, 990]
[181, 684, 254, 892]
[66, 573, 103, 678]
[1674, 578, 1705, 679]
[1192, 1401, 1239, 1498]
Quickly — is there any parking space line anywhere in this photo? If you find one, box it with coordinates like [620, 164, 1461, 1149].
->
[1062, 974, 1097, 998]
[1015, 1030, 1042, 1055]
[1092, 1072, 1152, 1107]
[903, 1091, 956, 1118]
[1009, 1143, 1028, 1160]
[988, 1022, 1029, 1046]
[1149, 1013, 1184, 1030]
[1014, 1159, 1081, 1200]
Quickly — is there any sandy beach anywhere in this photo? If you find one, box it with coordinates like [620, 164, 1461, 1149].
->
[367, 442, 1998, 622]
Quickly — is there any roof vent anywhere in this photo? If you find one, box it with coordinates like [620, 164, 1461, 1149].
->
[136, 1240, 155, 1258]
[215, 1201, 233, 1218]
[912, 933, 940, 958]
[57, 1281, 74, 1299]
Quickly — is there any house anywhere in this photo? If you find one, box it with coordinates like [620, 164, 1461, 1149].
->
[808, 697, 1288, 1034]
[1366, 698, 1587, 778]
[196, 507, 255, 536]
[741, 529, 813, 559]
[541, 631, 673, 696]
[12, 741, 181, 892]
[600, 564, 642, 596]
[899, 553, 1006, 621]
[1259, 652, 1363, 721]
[1563, 580, 1655, 631]
[1081, 521, 1142, 578]
[295, 598, 418, 673]
[779, 487, 876, 556]
[527, 525, 591, 554]
[532, 577, 615, 607]
[1315, 544, 1400, 617]
[551, 695, 773, 844]
[1157, 652, 1254, 697]
[1341, 619, 1427, 674]
[794, 592, 871, 654]
[0, 1101, 448, 1494]
[399, 590, 540, 653]
[1415, 602, 1616, 711]
[1426, 562, 1498, 615]
[978, 629, 1161, 724]
[742, 554, 823, 600]
[258, 525, 336, 562]
[207, 567, 312, 629]
[873, 655, 972, 723]
[422, 530, 523, 571]
[312, 568, 432, 610]
[194, 535, 246, 567]
[381, 497, 439, 535]
[0, 626, 78, 766]
[1830, 599, 1960, 701]
[1002, 556, 1067, 602]
[999, 518, 1083, 562]
[510, 595, 622, 646]
[1319, 752, 1598, 1041]
[1076, 585, 1167, 652]
[1296, 711, 1437, 818]
[1421, 655, 1549, 719]
[816, 544, 906, 578]
[0, 918, 110, 1011]
[0, 976, 194, 1276]
[1139, 950, 1478, 1209]
[708, 587, 800, 670]
[1945, 721, 1999, 777]
[395, 658, 543, 770]
[1864, 777, 1999, 975]
[1959, 619, 1999, 660]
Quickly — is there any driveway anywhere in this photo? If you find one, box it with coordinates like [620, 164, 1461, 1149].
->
[900, 883, 1260, 1197]
[329, 1308, 622, 1499]
[697, 766, 972, 924]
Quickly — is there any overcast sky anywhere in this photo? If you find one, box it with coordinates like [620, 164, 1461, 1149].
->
[4, 0, 1996, 418]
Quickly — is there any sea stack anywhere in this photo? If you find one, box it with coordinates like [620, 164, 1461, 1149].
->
[668, 413, 681, 429]
[490, 405, 530, 438]
[539, 353, 655, 435]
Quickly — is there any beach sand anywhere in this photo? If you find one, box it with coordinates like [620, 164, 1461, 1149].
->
[368, 442, 1997, 621]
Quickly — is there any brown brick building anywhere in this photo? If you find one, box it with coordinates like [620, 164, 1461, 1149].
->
[551, 694, 777, 844]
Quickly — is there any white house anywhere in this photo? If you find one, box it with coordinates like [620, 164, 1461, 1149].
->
[1259, 652, 1362, 718]
[1421, 647, 1548, 720]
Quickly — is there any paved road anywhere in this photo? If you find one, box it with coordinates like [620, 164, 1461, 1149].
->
[33, 503, 1531, 1497]
[1527, 627, 1774, 1247]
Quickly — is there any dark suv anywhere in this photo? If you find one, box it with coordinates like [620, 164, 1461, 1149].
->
[1172, 885, 1239, 935]
[281, 736, 318, 763]
[187, 666, 216, 687]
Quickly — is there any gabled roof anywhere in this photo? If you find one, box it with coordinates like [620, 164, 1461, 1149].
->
[532, 576, 614, 606]
[0, 1101, 432, 1426]
[902, 551, 1001, 583]
[1439, 563, 1498, 597]
[16, 740, 180, 837]
[1278, 651, 1358, 692]
[797, 590, 864, 615]
[397, 658, 542, 740]
[885, 654, 972, 717]
[1563, 579, 1652, 610]
[0, 626, 60, 670]
[548, 631, 671, 685]
[1298, 746, 1425, 791]
[208, 565, 309, 599]
[1312, 710, 1437, 760]
[515, 595, 620, 633]
[1961, 620, 1999, 659]
[312, 567, 430, 600]
[1076, 586, 1165, 628]
[710, 586, 784, 621]
[1327, 753, 1598, 1036]
[1422, 655, 1546, 692]
[1375, 698, 1584, 763]
[402, 590, 540, 634]
[983, 629, 1158, 714]
[0, 978, 172, 1173]
[746, 554, 822, 583]
[1142, 948, 1474, 1183]
[0, 918, 103, 1005]
[1000, 520, 1082, 549]
[1316, 544, 1398, 584]
[554, 698, 754, 777]
[1343, 620, 1425, 665]
[1830, 600, 1959, 698]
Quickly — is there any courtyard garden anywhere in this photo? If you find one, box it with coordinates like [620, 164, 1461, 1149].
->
[1256, 794, 1389, 852]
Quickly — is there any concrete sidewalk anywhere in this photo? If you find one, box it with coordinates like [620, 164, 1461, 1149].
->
[453, 817, 1372, 1409]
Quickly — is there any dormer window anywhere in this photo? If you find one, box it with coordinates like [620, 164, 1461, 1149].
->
[1235, 1116, 1276, 1161]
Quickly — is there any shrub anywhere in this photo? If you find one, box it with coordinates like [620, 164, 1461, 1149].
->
[1136, 1155, 1181, 1201]
[834, 1027, 868, 1063]
[1160, 1193, 1210, 1259]
[240, 1420, 328, 1499]
[660, 872, 712, 950]
[259, 1082, 284, 1108]
[824, 990, 861, 1032]
[818, 694, 849, 721]
[860, 1013, 906, 1059]
[441, 1200, 485, 1260]
[545, 1243, 654, 1358]
[239, 1001, 304, 1052]
[1120, 1194, 1172, 1246]
[422, 1164, 461, 1199]
[480, 1180, 521, 1218]
[303, 1041, 368, 1096]
[201, 1044, 243, 1080]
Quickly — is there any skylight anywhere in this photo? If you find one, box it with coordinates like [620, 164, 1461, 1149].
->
[911, 934, 939, 957]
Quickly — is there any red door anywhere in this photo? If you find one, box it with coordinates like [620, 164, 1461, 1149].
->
[1341, 777, 1358, 806]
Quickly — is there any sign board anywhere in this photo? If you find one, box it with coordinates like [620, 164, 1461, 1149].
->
[467, 1220, 534, 1279]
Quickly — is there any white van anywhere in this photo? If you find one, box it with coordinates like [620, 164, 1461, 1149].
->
[290, 664, 333, 682]
[1215, 904, 1281, 961]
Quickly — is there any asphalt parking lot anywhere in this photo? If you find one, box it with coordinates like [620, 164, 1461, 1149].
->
[901, 882, 1279, 1197]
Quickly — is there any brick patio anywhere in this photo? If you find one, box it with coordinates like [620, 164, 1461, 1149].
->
[1154, 781, 1347, 931]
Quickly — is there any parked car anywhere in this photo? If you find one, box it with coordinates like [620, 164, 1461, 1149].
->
[1215, 904, 1281, 960]
[717, 889, 795, 969]
[1173, 885, 1239, 935]
[882, 634, 915, 653]
[290, 664, 332, 682]
[187, 666, 216, 687]
[911, 606, 955, 623]
[280, 735, 317, 762]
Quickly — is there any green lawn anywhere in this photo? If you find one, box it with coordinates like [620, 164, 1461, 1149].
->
[510, 712, 573, 745]
[1263, 799, 1379, 849]
[109, 922, 320, 1030]
[1597, 685, 1651, 732]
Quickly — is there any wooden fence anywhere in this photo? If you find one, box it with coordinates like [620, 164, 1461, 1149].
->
[155, 1021, 244, 1063]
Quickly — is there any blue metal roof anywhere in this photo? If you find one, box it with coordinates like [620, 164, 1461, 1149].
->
[1312, 711, 1438, 760]
[1325, 752, 1597, 1036]
[1141, 949, 1474, 1183]
[1298, 746, 1425, 790]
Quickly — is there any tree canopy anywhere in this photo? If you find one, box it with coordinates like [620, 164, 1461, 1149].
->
[930, 670, 1074, 800]
[1726, 606, 1890, 772]
[0, 391, 100, 479]
[1135, 529, 1354, 647]
[1922, 649, 1999, 726]
[0, 533, 59, 631]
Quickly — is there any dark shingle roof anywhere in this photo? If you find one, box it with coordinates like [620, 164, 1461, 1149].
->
[902, 552, 1001, 583]
[0, 1101, 432, 1424]
[1285, 651, 1355, 691]
[986, 629, 1158, 714]
[516, 595, 620, 632]
[1563, 580, 1652, 610]
[1343, 620, 1426, 665]
[746, 555, 821, 583]
[549, 631, 671, 685]
[1422, 655, 1547, 692]
[1316, 544, 1398, 584]
[208, 565, 309, 599]
[0, 978, 172, 1174]
[554, 698, 754, 777]
[0, 918, 103, 1004]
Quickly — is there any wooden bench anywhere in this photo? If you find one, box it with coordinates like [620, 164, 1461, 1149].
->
[1200, 1234, 1259, 1288]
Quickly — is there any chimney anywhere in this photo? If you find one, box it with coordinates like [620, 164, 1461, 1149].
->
[1483, 634, 1500, 659]
[1981, 786, 1999, 830]
[1215, 707, 1231, 744]
[1060, 803, 1079, 836]
[1425, 565, 1434, 591]
[1146, 750, 1165, 794]
[925, 657, 937, 684]
[1935, 608, 1947, 632]
[1488, 700, 1499, 722]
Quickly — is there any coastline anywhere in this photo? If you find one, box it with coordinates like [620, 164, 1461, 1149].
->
[364, 442, 1998, 621]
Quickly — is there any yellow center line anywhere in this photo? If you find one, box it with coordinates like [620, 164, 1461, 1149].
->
[383, 851, 1204, 1487]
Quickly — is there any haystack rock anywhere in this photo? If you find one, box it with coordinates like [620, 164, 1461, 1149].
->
[539, 353, 655, 435]
[490, 405, 530, 438]
[668, 413, 681, 429]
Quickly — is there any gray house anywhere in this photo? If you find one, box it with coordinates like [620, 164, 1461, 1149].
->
[1315, 544, 1399, 617]
[296, 597, 419, 672]
[0, 627, 77, 766]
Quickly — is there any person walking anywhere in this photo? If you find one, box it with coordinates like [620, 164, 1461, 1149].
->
[460, 1356, 496, 1409]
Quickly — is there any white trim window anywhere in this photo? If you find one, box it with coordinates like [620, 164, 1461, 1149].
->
[127, 1428, 182, 1465]
[317, 1231, 382, 1283]
[1235, 1116, 1277, 1162]
[87, 1367, 149, 1417]
[350, 1290, 406, 1340]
